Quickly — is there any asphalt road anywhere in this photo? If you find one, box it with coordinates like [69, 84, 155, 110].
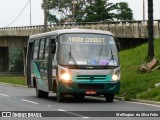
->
[0, 83, 160, 120]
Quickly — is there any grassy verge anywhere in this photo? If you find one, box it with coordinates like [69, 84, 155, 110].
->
[119, 39, 160, 101]
[0, 77, 26, 86]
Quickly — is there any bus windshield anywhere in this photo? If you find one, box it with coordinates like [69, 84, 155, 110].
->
[59, 33, 119, 67]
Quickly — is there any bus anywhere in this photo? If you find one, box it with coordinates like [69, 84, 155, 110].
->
[26, 28, 121, 102]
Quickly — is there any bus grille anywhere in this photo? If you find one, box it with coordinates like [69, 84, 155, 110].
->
[76, 75, 106, 80]
[78, 84, 104, 89]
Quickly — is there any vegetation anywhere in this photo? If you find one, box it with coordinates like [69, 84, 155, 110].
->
[0, 77, 26, 86]
[9, 48, 24, 72]
[119, 39, 160, 101]
[42, 0, 133, 23]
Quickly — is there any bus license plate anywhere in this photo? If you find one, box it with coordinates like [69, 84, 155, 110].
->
[86, 90, 96, 95]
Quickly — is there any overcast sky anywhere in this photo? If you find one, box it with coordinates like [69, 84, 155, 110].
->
[0, 0, 159, 28]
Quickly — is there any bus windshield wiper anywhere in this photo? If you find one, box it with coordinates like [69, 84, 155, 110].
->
[105, 48, 115, 67]
[69, 45, 79, 68]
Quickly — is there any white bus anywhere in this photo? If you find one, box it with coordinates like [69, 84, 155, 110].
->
[26, 28, 121, 102]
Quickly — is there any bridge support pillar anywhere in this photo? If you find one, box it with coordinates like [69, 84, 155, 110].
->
[0, 47, 9, 72]
[23, 47, 27, 76]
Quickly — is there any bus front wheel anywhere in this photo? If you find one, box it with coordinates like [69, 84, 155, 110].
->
[36, 86, 48, 98]
[104, 93, 114, 102]
[56, 90, 65, 102]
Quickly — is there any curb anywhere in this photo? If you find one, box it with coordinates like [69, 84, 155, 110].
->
[115, 96, 125, 101]
[0, 82, 28, 88]
[115, 96, 160, 106]
[129, 98, 160, 106]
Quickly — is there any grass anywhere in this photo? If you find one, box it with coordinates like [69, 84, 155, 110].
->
[0, 39, 160, 101]
[119, 39, 160, 101]
[0, 77, 26, 86]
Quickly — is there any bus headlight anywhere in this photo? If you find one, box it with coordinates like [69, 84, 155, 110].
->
[61, 73, 71, 81]
[112, 75, 118, 81]
[112, 70, 120, 81]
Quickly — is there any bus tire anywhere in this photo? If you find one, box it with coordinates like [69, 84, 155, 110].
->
[36, 86, 48, 98]
[105, 93, 114, 102]
[56, 90, 65, 102]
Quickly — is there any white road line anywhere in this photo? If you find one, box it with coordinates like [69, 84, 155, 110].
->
[21, 99, 39, 105]
[58, 109, 90, 118]
[0, 93, 10, 97]
[127, 101, 160, 108]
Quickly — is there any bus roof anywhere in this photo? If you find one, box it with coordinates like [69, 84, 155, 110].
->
[29, 28, 113, 40]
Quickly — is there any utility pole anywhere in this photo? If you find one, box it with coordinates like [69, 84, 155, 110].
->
[30, 0, 32, 26]
[143, 0, 145, 21]
[44, 0, 48, 32]
[72, 0, 77, 22]
[147, 0, 154, 59]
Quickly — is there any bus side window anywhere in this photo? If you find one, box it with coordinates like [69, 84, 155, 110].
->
[33, 40, 39, 60]
[39, 39, 45, 60]
[44, 38, 50, 60]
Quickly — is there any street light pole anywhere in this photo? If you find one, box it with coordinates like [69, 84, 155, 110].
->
[30, 0, 32, 26]
[44, 0, 48, 32]
[143, 0, 145, 21]
[72, 0, 77, 22]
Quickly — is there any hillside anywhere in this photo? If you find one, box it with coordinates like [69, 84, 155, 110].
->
[119, 39, 160, 101]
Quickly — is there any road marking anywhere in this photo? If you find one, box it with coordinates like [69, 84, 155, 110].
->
[21, 99, 39, 105]
[127, 101, 160, 108]
[58, 109, 90, 118]
[0, 93, 10, 97]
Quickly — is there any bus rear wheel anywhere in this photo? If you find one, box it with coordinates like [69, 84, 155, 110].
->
[36, 87, 48, 98]
[56, 90, 65, 102]
[104, 93, 114, 102]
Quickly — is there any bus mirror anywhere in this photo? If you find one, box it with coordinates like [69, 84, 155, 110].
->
[51, 43, 56, 54]
[115, 39, 121, 52]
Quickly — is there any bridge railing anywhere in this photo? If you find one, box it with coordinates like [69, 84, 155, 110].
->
[0, 20, 160, 38]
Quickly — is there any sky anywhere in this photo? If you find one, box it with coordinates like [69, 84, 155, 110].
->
[0, 0, 159, 28]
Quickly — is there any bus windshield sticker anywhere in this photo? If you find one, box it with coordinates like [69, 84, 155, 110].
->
[90, 60, 96, 65]
[99, 59, 109, 65]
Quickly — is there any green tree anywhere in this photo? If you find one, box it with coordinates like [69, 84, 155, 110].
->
[79, 0, 116, 22]
[115, 2, 133, 20]
[147, 0, 154, 60]
[9, 48, 23, 72]
[42, 0, 133, 23]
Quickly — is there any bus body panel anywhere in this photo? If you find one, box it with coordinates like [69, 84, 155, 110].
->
[31, 60, 49, 92]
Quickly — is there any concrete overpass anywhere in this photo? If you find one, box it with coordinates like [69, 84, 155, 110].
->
[0, 20, 160, 72]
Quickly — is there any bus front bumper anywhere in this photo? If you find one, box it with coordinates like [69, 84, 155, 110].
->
[57, 81, 120, 95]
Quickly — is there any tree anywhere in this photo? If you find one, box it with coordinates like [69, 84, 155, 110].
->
[114, 2, 133, 21]
[78, 0, 116, 22]
[42, 0, 133, 23]
[9, 48, 23, 72]
[147, 0, 154, 60]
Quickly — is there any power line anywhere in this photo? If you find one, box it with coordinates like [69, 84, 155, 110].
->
[5, 0, 30, 27]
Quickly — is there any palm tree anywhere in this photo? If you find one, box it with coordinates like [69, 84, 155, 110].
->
[147, 0, 154, 60]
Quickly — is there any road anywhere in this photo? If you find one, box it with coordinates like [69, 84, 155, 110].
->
[0, 83, 160, 120]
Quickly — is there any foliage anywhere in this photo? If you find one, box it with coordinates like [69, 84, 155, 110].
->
[119, 39, 160, 101]
[42, 0, 134, 23]
[114, 2, 133, 20]
[0, 77, 26, 86]
[9, 48, 24, 72]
